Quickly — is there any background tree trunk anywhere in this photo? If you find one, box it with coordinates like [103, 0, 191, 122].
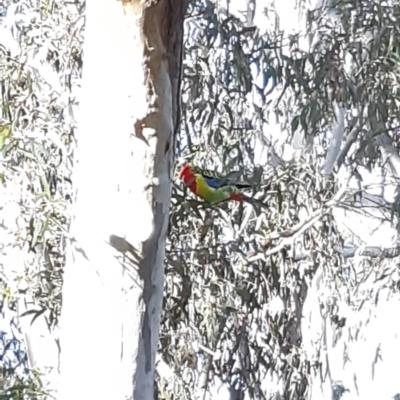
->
[59, 1, 184, 399]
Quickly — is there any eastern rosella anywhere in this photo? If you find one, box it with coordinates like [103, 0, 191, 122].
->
[179, 163, 268, 208]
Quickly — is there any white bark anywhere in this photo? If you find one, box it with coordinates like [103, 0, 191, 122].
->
[321, 101, 345, 175]
[59, 1, 183, 399]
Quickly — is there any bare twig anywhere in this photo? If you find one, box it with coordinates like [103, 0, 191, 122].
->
[259, 180, 350, 258]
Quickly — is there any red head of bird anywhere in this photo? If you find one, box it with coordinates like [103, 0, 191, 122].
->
[179, 164, 196, 187]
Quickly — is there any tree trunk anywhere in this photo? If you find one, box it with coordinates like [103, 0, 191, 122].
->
[59, 1, 184, 399]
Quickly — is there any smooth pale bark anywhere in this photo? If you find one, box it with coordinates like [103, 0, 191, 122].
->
[59, 1, 184, 399]
[321, 101, 345, 176]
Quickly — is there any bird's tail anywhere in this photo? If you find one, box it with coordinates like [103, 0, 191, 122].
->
[233, 183, 252, 190]
[241, 194, 269, 209]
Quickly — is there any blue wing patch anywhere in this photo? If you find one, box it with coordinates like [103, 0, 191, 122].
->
[203, 176, 221, 189]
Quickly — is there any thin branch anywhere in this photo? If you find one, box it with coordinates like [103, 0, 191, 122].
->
[260, 179, 350, 258]
[197, 344, 216, 357]
[292, 245, 400, 261]
[335, 125, 364, 170]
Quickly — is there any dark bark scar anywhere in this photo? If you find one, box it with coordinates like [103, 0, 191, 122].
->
[164, 140, 170, 154]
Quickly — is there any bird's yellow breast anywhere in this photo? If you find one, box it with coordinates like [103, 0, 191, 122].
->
[195, 173, 215, 196]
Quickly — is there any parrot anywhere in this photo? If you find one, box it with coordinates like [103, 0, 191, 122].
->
[179, 163, 268, 208]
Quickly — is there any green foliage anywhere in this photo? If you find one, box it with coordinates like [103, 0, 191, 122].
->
[0, 123, 11, 149]
[0, 370, 47, 400]
[0, 0, 83, 395]
[2, 0, 400, 399]
[161, 0, 400, 399]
